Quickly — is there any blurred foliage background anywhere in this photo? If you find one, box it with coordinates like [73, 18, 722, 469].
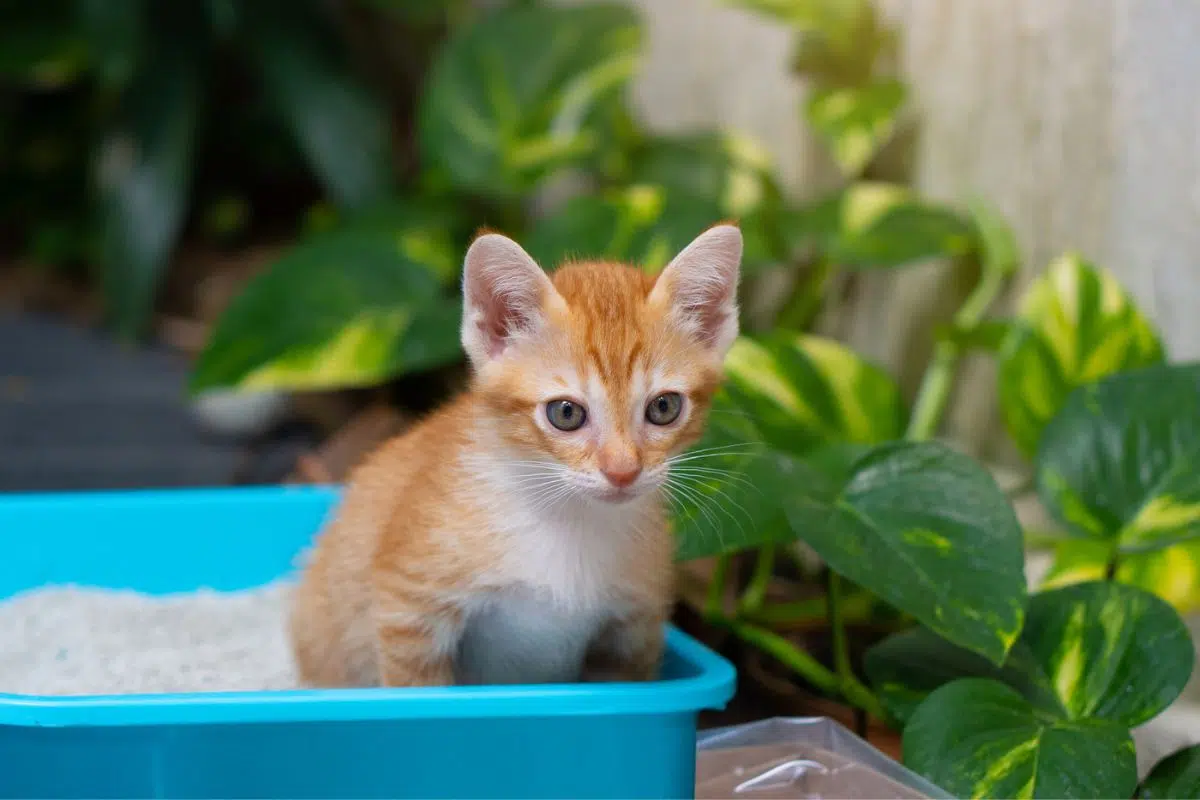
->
[2, 0, 940, 397]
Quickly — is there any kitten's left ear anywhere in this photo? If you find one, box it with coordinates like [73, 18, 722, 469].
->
[460, 232, 562, 367]
[650, 224, 742, 357]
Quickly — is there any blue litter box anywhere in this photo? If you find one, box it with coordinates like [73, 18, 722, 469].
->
[0, 485, 736, 799]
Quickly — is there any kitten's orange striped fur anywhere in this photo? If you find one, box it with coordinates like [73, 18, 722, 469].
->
[289, 224, 743, 687]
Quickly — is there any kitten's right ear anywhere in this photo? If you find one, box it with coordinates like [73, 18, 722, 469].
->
[460, 232, 560, 366]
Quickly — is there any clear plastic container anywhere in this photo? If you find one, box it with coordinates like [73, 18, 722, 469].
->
[696, 717, 953, 799]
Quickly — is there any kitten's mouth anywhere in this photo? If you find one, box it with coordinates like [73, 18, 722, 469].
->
[596, 486, 639, 504]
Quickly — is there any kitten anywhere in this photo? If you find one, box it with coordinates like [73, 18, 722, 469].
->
[288, 224, 743, 687]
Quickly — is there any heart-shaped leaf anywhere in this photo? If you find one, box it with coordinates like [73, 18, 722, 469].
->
[524, 185, 726, 274]
[865, 627, 1057, 726]
[721, 332, 904, 455]
[1138, 745, 1200, 799]
[807, 182, 972, 269]
[805, 78, 906, 177]
[418, 3, 643, 197]
[783, 440, 1027, 663]
[904, 678, 1137, 799]
[93, 3, 204, 337]
[1000, 254, 1165, 455]
[1041, 537, 1200, 614]
[1019, 581, 1193, 725]
[868, 581, 1195, 728]
[1036, 362, 1200, 552]
[190, 230, 457, 393]
[243, 1, 395, 211]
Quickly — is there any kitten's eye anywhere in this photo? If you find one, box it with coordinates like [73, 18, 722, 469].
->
[546, 399, 587, 431]
[646, 392, 683, 426]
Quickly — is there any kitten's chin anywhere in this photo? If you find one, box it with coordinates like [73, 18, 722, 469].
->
[588, 483, 656, 506]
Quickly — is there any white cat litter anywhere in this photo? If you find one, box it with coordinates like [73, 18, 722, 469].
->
[0, 581, 299, 696]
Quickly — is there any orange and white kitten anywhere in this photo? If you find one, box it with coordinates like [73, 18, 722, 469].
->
[288, 224, 743, 688]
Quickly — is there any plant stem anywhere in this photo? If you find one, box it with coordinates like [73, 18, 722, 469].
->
[740, 546, 776, 614]
[725, 619, 840, 695]
[905, 258, 1012, 441]
[828, 572, 853, 678]
[826, 572, 887, 720]
[746, 589, 875, 626]
[705, 554, 731, 619]
[776, 257, 834, 331]
[1105, 543, 1120, 580]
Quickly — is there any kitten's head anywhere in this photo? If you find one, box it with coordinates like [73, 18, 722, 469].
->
[460, 225, 741, 505]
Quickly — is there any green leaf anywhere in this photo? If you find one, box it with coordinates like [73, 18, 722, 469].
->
[1000, 253, 1166, 455]
[965, 196, 1020, 278]
[868, 581, 1195, 730]
[190, 230, 455, 393]
[805, 79, 905, 177]
[904, 678, 1137, 800]
[93, 5, 204, 337]
[336, 200, 467, 286]
[524, 184, 723, 274]
[721, 332, 903, 455]
[1042, 537, 1200, 616]
[783, 440, 1027, 663]
[627, 132, 786, 267]
[808, 182, 972, 268]
[77, 0, 145, 88]
[1036, 362, 1200, 552]
[243, 2, 394, 211]
[720, 0, 832, 28]
[419, 2, 643, 197]
[865, 627, 1057, 726]
[1139, 745, 1200, 799]
[1019, 581, 1193, 726]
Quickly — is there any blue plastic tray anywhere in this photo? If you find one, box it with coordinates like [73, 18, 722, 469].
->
[0, 485, 736, 799]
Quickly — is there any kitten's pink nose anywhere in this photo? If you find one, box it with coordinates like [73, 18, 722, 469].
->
[599, 450, 642, 488]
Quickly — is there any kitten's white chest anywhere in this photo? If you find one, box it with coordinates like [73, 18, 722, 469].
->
[455, 499, 643, 684]
[455, 587, 605, 685]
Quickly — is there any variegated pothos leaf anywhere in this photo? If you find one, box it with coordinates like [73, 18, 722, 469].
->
[1036, 362, 1200, 553]
[721, 332, 904, 455]
[897, 581, 1193, 798]
[999, 253, 1165, 456]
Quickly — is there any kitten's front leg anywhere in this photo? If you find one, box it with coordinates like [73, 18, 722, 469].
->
[372, 590, 462, 687]
[584, 610, 667, 682]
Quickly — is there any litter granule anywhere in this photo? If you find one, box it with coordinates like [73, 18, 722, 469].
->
[0, 581, 300, 696]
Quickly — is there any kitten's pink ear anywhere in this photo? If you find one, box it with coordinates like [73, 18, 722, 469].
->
[650, 224, 742, 357]
[460, 232, 559, 366]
